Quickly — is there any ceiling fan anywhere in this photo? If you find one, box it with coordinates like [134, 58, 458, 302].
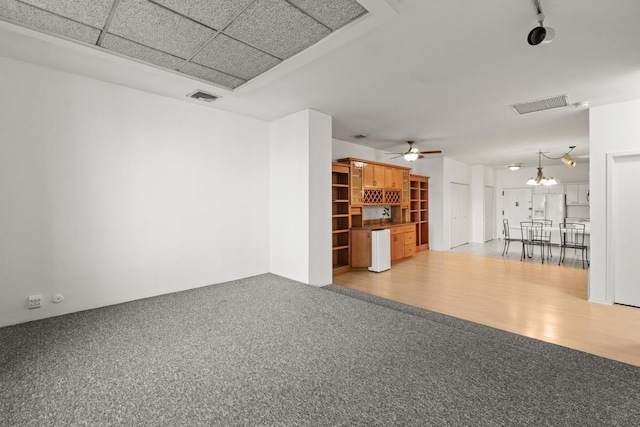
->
[386, 141, 442, 162]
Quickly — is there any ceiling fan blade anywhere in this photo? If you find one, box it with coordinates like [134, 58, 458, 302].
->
[417, 150, 442, 155]
[384, 152, 404, 155]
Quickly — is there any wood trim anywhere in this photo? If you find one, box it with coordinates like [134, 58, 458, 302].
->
[337, 157, 413, 171]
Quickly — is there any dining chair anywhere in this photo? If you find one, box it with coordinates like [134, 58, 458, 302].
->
[502, 219, 524, 257]
[520, 221, 547, 262]
[533, 219, 553, 259]
[559, 223, 589, 268]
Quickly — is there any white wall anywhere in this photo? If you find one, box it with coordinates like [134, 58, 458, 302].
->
[0, 57, 270, 327]
[270, 110, 332, 286]
[470, 166, 496, 243]
[590, 99, 640, 304]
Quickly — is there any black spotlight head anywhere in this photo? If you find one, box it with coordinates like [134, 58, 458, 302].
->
[527, 26, 547, 45]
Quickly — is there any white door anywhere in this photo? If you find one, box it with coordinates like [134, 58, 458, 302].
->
[612, 155, 640, 307]
[450, 183, 469, 248]
[484, 186, 495, 242]
[502, 188, 533, 237]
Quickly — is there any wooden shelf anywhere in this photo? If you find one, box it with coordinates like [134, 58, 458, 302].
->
[410, 174, 430, 252]
[332, 163, 351, 275]
[332, 245, 349, 251]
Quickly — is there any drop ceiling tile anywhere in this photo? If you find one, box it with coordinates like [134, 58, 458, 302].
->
[109, 0, 215, 59]
[18, 0, 114, 29]
[151, 0, 254, 30]
[224, 0, 331, 60]
[191, 34, 280, 80]
[102, 34, 186, 70]
[288, 0, 367, 30]
[180, 62, 246, 89]
[0, 0, 101, 44]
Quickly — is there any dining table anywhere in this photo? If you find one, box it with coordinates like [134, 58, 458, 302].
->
[510, 222, 590, 262]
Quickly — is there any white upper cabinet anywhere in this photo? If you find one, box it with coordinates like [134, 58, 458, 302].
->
[566, 183, 589, 205]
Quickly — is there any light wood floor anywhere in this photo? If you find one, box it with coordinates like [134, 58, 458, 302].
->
[333, 248, 640, 367]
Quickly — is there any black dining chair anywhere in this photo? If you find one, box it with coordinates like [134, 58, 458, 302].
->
[533, 219, 553, 259]
[502, 219, 524, 257]
[559, 223, 589, 268]
[520, 221, 548, 262]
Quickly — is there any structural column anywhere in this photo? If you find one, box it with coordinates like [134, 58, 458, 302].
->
[269, 109, 332, 286]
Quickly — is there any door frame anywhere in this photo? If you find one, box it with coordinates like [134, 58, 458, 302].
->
[484, 185, 495, 242]
[606, 151, 640, 306]
[501, 187, 533, 237]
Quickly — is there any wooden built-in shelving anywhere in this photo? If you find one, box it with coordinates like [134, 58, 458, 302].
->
[410, 174, 430, 251]
[332, 163, 351, 275]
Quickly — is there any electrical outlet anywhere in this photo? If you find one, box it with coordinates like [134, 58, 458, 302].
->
[28, 295, 42, 309]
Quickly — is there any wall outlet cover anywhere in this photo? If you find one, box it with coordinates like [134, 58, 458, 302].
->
[28, 295, 42, 309]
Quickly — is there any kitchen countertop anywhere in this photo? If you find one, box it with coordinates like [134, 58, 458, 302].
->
[352, 222, 416, 230]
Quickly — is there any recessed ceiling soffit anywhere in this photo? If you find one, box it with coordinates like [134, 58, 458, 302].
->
[0, 0, 368, 90]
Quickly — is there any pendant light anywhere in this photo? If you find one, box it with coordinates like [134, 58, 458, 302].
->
[526, 151, 556, 186]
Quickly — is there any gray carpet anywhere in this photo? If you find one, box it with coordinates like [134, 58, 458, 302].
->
[1, 274, 639, 426]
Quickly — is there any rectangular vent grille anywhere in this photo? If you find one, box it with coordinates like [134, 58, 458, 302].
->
[187, 90, 219, 102]
[511, 94, 569, 115]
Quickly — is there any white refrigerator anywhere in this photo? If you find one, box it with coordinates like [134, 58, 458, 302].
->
[532, 193, 566, 244]
[369, 229, 391, 272]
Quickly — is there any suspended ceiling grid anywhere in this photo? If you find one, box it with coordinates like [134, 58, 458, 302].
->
[0, 0, 368, 90]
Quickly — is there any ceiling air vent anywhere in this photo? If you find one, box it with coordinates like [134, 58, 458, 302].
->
[510, 94, 569, 115]
[187, 90, 220, 102]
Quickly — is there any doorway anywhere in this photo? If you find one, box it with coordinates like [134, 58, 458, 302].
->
[484, 186, 495, 242]
[610, 154, 640, 307]
[450, 183, 469, 248]
[502, 188, 533, 236]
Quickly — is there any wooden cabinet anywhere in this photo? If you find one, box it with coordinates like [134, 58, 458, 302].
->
[338, 158, 412, 208]
[334, 158, 417, 272]
[363, 163, 385, 188]
[349, 161, 364, 206]
[410, 174, 430, 251]
[402, 170, 410, 208]
[352, 225, 416, 266]
[391, 225, 416, 261]
[332, 163, 351, 275]
[384, 167, 403, 190]
[351, 229, 371, 268]
[566, 183, 589, 205]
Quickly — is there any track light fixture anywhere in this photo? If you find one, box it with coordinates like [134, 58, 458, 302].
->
[541, 146, 577, 167]
[561, 155, 576, 168]
[527, 0, 555, 46]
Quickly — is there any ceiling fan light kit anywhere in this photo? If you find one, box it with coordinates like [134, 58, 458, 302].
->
[385, 141, 442, 162]
[404, 152, 420, 162]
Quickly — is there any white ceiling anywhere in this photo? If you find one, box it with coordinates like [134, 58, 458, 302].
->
[2, 0, 640, 168]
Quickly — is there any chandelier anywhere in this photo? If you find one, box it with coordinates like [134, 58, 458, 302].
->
[526, 146, 576, 186]
[526, 151, 556, 186]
